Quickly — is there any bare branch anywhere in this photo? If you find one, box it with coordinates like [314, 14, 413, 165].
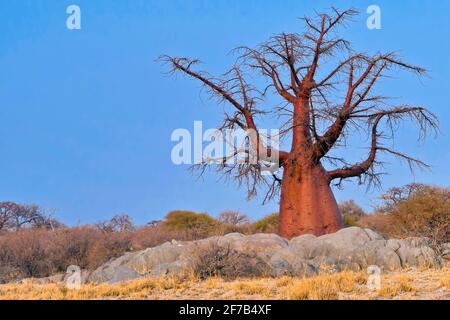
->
[327, 107, 437, 183]
[313, 53, 429, 160]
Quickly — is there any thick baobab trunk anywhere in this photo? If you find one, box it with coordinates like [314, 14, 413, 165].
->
[278, 163, 343, 239]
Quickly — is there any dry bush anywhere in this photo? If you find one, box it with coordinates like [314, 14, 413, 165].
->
[359, 184, 450, 249]
[0, 227, 134, 281]
[0, 209, 286, 282]
[358, 213, 394, 235]
[216, 211, 253, 235]
[0, 220, 228, 282]
[189, 243, 270, 280]
[39, 227, 132, 270]
[0, 228, 54, 280]
[85, 231, 133, 269]
[55, 227, 104, 268]
[130, 225, 201, 251]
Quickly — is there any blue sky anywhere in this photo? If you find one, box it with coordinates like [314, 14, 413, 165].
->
[0, 0, 449, 225]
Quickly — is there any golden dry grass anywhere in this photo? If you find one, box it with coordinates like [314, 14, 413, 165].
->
[377, 275, 416, 298]
[0, 265, 448, 300]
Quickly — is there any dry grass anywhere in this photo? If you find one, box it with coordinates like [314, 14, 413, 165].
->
[440, 276, 450, 289]
[377, 275, 416, 298]
[0, 264, 448, 300]
[286, 271, 367, 300]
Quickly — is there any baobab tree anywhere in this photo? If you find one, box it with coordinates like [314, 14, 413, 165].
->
[161, 8, 437, 239]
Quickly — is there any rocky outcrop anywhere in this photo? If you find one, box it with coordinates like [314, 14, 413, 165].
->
[85, 227, 443, 284]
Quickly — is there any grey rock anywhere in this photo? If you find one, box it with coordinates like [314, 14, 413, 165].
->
[149, 260, 191, 277]
[388, 238, 443, 268]
[126, 242, 188, 274]
[364, 228, 385, 241]
[88, 265, 141, 284]
[84, 227, 442, 284]
[351, 241, 402, 270]
[290, 234, 317, 245]
[223, 232, 245, 239]
[217, 233, 288, 256]
[442, 243, 450, 260]
[287, 227, 440, 272]
[268, 248, 317, 277]
[88, 241, 191, 284]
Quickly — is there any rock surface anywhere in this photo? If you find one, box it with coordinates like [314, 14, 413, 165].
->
[85, 227, 443, 284]
[442, 243, 450, 260]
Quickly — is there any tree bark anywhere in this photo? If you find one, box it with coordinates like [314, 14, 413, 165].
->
[278, 163, 343, 239]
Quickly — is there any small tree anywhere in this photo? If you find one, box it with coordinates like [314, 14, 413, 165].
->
[218, 211, 250, 226]
[163, 211, 219, 237]
[96, 214, 135, 233]
[338, 200, 366, 226]
[162, 8, 437, 238]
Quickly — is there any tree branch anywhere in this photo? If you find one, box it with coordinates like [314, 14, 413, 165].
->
[313, 54, 427, 160]
[327, 107, 437, 182]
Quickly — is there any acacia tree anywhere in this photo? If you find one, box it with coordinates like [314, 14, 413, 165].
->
[161, 8, 437, 239]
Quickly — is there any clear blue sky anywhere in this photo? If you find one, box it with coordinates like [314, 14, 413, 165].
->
[0, 0, 449, 225]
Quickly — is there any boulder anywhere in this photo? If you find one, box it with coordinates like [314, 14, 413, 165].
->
[387, 238, 443, 268]
[268, 248, 317, 277]
[88, 241, 191, 284]
[126, 242, 189, 274]
[288, 227, 441, 271]
[350, 240, 402, 270]
[218, 233, 289, 256]
[88, 265, 141, 284]
[82, 227, 443, 284]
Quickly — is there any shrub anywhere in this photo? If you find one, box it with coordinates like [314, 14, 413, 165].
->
[85, 231, 133, 269]
[357, 213, 392, 234]
[162, 211, 219, 238]
[189, 242, 270, 280]
[252, 213, 279, 233]
[359, 184, 450, 249]
[0, 219, 229, 283]
[0, 227, 134, 281]
[130, 225, 200, 251]
[0, 228, 54, 279]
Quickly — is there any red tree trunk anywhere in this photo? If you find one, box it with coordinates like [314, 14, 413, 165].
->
[278, 163, 343, 239]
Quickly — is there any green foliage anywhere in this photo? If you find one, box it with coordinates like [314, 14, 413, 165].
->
[343, 215, 358, 227]
[162, 211, 219, 236]
[252, 213, 279, 233]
